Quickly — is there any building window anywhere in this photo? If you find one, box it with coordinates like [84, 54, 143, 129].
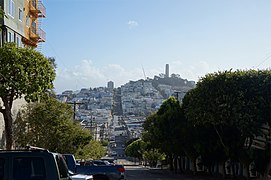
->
[8, 0, 15, 18]
[19, 8, 23, 21]
[31, 21, 37, 34]
[8, 32, 12, 42]
[26, 15, 29, 27]
[32, 0, 37, 8]
[8, 32, 15, 42]
[16, 36, 21, 47]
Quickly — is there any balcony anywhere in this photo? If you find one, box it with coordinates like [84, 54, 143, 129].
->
[38, 28, 46, 42]
[29, 27, 46, 42]
[29, 0, 46, 18]
[29, 27, 39, 40]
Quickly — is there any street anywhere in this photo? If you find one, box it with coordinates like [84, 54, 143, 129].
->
[124, 165, 216, 180]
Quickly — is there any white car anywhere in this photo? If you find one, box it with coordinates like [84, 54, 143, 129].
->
[69, 170, 93, 180]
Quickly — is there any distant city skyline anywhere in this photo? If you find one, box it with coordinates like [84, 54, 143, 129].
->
[42, 0, 271, 93]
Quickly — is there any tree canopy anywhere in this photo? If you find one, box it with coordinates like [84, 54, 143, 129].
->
[0, 43, 56, 149]
[143, 96, 184, 156]
[183, 70, 271, 158]
[75, 140, 106, 160]
[0, 7, 4, 18]
[14, 97, 92, 154]
[125, 139, 146, 160]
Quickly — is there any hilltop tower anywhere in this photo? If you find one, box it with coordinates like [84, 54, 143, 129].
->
[165, 64, 169, 78]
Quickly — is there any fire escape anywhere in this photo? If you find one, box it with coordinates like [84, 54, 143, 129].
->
[28, 0, 46, 48]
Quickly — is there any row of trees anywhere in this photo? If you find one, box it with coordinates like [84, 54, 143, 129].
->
[132, 70, 270, 179]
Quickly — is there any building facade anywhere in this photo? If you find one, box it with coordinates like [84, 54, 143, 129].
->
[0, 0, 46, 47]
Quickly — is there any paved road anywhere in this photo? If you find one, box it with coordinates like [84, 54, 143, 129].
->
[124, 165, 213, 180]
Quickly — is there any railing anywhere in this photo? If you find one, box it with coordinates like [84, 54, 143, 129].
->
[38, 1, 46, 17]
[38, 28, 46, 42]
[29, 0, 46, 18]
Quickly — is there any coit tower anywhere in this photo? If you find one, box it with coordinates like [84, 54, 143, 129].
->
[165, 64, 169, 78]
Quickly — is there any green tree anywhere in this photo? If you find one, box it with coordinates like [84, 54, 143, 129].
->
[0, 6, 4, 18]
[143, 149, 166, 167]
[125, 139, 146, 161]
[183, 69, 271, 176]
[0, 6, 7, 20]
[182, 90, 227, 175]
[0, 43, 56, 149]
[13, 97, 91, 153]
[75, 140, 106, 160]
[143, 96, 185, 171]
[142, 113, 161, 149]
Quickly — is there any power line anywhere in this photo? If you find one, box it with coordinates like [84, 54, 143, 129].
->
[254, 52, 271, 69]
[45, 40, 88, 92]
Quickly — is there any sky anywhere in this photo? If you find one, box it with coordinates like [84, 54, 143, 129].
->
[41, 0, 271, 93]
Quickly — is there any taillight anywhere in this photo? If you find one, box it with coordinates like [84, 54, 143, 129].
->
[117, 167, 125, 173]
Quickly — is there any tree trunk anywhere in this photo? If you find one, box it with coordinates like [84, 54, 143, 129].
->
[173, 156, 177, 173]
[178, 156, 184, 173]
[0, 95, 14, 150]
[192, 158, 197, 175]
[223, 161, 227, 178]
[263, 159, 271, 180]
[169, 155, 174, 171]
[2, 106, 13, 150]
[245, 164, 250, 180]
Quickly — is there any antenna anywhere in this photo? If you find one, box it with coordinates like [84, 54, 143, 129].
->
[141, 65, 146, 80]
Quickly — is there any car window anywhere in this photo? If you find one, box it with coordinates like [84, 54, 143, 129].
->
[55, 155, 69, 178]
[0, 158, 4, 180]
[13, 157, 46, 180]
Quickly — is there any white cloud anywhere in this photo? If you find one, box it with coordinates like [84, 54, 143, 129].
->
[53, 60, 213, 94]
[127, 20, 139, 29]
[170, 60, 213, 81]
[54, 60, 143, 93]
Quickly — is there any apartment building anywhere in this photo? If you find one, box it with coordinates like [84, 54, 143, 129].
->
[0, 0, 46, 47]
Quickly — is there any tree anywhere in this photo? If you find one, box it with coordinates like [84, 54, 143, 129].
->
[143, 149, 166, 167]
[0, 6, 4, 18]
[0, 6, 7, 20]
[75, 140, 106, 160]
[0, 43, 56, 149]
[182, 89, 227, 175]
[143, 96, 185, 171]
[13, 97, 91, 153]
[183, 69, 271, 177]
[125, 139, 146, 161]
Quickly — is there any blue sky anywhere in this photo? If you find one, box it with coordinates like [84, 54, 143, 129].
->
[42, 0, 271, 93]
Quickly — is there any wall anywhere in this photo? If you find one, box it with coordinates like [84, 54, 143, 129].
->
[0, 98, 27, 149]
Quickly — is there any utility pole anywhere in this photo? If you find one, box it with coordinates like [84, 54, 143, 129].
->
[68, 101, 84, 120]
[174, 91, 181, 100]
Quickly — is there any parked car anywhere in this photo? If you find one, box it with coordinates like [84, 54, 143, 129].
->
[0, 146, 93, 180]
[64, 154, 125, 180]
